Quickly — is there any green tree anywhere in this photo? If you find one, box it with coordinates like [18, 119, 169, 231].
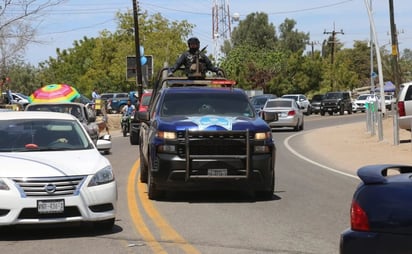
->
[231, 12, 277, 50]
[277, 18, 309, 53]
[37, 10, 194, 96]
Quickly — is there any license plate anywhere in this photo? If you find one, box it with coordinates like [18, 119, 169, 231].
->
[37, 199, 65, 214]
[208, 169, 227, 176]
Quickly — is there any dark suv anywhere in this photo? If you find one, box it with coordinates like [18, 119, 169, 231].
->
[320, 91, 352, 115]
[310, 94, 324, 114]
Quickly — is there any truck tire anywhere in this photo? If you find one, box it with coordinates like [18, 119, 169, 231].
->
[340, 106, 345, 115]
[130, 128, 139, 145]
[148, 171, 164, 200]
[139, 147, 148, 183]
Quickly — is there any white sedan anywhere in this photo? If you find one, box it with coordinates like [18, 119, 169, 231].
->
[0, 111, 117, 230]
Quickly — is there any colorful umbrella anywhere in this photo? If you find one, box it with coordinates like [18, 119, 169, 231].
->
[29, 84, 80, 104]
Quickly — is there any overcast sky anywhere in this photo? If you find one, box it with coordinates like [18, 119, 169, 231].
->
[24, 0, 411, 65]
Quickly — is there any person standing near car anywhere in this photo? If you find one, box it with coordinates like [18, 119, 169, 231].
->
[91, 87, 100, 102]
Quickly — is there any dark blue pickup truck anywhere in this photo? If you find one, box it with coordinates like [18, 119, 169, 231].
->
[137, 69, 278, 200]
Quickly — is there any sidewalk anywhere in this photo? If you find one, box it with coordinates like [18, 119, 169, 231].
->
[302, 114, 412, 174]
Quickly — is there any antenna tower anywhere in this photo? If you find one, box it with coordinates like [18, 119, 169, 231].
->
[212, 0, 232, 60]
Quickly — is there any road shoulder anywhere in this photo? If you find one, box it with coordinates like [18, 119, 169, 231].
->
[302, 115, 412, 174]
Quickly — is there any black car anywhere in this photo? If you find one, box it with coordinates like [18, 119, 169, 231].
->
[340, 164, 412, 254]
[309, 94, 324, 114]
[320, 91, 352, 115]
[250, 94, 277, 114]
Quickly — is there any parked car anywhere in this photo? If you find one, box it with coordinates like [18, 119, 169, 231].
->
[340, 164, 412, 254]
[310, 94, 324, 114]
[262, 98, 304, 131]
[320, 91, 353, 115]
[281, 94, 311, 115]
[353, 94, 372, 113]
[1, 91, 30, 107]
[100, 92, 130, 114]
[249, 94, 277, 114]
[397, 81, 412, 131]
[383, 94, 396, 110]
[0, 111, 117, 230]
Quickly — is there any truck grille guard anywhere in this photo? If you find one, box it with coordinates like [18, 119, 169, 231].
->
[181, 129, 251, 181]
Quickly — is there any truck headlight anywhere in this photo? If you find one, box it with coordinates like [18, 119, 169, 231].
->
[157, 131, 176, 140]
[254, 132, 271, 140]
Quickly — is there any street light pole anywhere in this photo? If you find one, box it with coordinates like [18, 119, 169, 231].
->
[132, 0, 143, 102]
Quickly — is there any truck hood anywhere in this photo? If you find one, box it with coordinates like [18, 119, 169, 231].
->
[0, 150, 109, 178]
[158, 115, 270, 132]
[322, 98, 340, 103]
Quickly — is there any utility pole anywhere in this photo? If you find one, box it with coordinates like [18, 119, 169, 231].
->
[132, 0, 143, 102]
[324, 24, 344, 90]
[307, 41, 320, 58]
[389, 0, 401, 97]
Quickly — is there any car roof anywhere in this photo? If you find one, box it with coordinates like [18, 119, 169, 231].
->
[251, 94, 276, 98]
[26, 102, 85, 107]
[0, 111, 76, 120]
[268, 98, 295, 102]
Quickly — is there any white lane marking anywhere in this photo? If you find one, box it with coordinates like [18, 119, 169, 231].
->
[283, 131, 359, 180]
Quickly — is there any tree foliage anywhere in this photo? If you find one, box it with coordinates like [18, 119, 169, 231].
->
[3, 10, 412, 101]
[0, 0, 65, 73]
[36, 10, 193, 96]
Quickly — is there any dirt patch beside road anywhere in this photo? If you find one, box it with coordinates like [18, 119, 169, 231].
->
[302, 115, 412, 173]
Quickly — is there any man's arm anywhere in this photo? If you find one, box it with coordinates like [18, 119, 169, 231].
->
[169, 52, 188, 74]
[202, 54, 219, 72]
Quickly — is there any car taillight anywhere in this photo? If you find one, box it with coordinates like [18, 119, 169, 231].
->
[350, 200, 369, 231]
[398, 101, 406, 117]
[287, 110, 296, 116]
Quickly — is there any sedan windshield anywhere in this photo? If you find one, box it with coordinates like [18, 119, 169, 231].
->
[0, 119, 93, 152]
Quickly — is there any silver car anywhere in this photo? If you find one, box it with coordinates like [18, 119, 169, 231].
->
[281, 94, 311, 115]
[262, 98, 304, 131]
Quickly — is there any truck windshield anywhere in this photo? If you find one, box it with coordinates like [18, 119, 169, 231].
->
[160, 92, 254, 117]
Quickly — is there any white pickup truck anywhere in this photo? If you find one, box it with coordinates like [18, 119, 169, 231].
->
[397, 81, 412, 131]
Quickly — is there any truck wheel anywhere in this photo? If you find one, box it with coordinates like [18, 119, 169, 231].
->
[340, 107, 345, 115]
[256, 171, 274, 200]
[139, 147, 148, 183]
[320, 110, 325, 116]
[130, 129, 139, 145]
[148, 171, 164, 200]
[348, 106, 353, 114]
